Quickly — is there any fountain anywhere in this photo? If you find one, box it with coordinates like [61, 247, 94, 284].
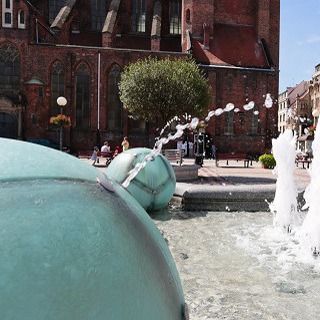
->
[268, 125, 320, 258]
[121, 93, 275, 191]
[4, 91, 304, 319]
[111, 94, 274, 212]
[0, 138, 187, 320]
[269, 129, 299, 232]
[300, 124, 320, 256]
[153, 124, 320, 319]
[107, 91, 320, 319]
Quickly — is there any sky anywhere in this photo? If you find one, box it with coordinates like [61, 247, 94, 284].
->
[279, 0, 320, 92]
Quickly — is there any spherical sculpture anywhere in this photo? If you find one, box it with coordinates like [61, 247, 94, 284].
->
[105, 148, 176, 212]
[0, 139, 186, 320]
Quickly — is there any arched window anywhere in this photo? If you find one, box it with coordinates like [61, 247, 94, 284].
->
[75, 64, 90, 128]
[186, 9, 190, 23]
[49, 0, 65, 23]
[224, 110, 234, 135]
[249, 104, 259, 134]
[2, 0, 12, 27]
[169, 0, 181, 35]
[107, 65, 122, 130]
[51, 62, 65, 116]
[18, 10, 26, 29]
[131, 0, 146, 33]
[0, 42, 20, 93]
[92, 0, 108, 31]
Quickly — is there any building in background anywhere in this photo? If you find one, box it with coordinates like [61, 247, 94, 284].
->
[278, 61, 320, 153]
[309, 63, 320, 126]
[0, 0, 279, 153]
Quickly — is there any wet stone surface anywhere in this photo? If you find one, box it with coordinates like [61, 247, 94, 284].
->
[152, 209, 320, 320]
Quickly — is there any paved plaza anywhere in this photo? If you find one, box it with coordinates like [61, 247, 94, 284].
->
[85, 156, 311, 189]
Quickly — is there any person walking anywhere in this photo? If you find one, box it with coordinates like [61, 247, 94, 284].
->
[211, 144, 217, 160]
[91, 146, 99, 165]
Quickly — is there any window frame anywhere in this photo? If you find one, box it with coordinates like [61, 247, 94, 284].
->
[224, 110, 234, 135]
[51, 61, 65, 116]
[75, 64, 91, 129]
[18, 9, 26, 29]
[131, 0, 146, 33]
[0, 42, 20, 93]
[169, 0, 181, 35]
[91, 0, 107, 31]
[2, 0, 13, 28]
[248, 105, 259, 135]
[107, 65, 123, 131]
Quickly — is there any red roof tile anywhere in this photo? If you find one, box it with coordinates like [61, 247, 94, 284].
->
[192, 24, 269, 68]
[288, 81, 309, 105]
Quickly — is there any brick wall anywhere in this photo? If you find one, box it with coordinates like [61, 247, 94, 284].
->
[0, 0, 279, 155]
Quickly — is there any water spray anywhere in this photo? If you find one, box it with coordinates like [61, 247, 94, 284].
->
[122, 93, 274, 189]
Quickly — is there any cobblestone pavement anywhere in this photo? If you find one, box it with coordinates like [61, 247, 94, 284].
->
[196, 158, 310, 190]
[83, 156, 311, 190]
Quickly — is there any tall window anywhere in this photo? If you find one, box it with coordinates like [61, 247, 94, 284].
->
[224, 111, 234, 135]
[249, 105, 259, 134]
[185, 9, 190, 23]
[92, 0, 107, 31]
[131, 0, 146, 33]
[169, 0, 181, 35]
[49, 0, 65, 23]
[0, 43, 20, 93]
[18, 10, 26, 29]
[51, 62, 65, 116]
[75, 64, 90, 128]
[0, 112, 16, 138]
[2, 0, 12, 27]
[107, 65, 122, 130]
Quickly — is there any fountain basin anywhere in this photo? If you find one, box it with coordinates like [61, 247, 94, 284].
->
[174, 184, 276, 211]
[0, 138, 186, 320]
[172, 164, 200, 182]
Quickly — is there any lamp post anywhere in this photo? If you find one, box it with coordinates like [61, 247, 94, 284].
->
[183, 113, 191, 157]
[57, 96, 67, 151]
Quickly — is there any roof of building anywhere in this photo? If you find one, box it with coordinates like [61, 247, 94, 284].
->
[191, 24, 269, 68]
[287, 81, 309, 106]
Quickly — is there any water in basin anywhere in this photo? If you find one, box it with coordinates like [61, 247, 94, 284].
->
[153, 209, 320, 320]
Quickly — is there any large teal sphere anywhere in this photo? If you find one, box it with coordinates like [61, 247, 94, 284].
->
[0, 138, 186, 320]
[105, 148, 176, 212]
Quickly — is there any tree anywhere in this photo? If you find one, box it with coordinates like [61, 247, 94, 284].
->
[119, 57, 212, 126]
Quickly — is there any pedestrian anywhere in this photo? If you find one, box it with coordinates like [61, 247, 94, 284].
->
[121, 136, 130, 152]
[91, 146, 99, 165]
[106, 146, 121, 166]
[211, 144, 217, 160]
[101, 141, 110, 152]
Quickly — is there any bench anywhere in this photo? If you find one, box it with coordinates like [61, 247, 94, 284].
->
[216, 153, 251, 167]
[296, 158, 312, 169]
[163, 149, 184, 166]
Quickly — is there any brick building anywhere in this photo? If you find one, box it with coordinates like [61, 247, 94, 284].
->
[0, 0, 279, 154]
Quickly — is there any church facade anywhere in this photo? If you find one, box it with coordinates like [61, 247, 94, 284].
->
[0, 0, 279, 154]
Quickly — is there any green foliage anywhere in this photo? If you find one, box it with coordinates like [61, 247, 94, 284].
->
[258, 153, 276, 169]
[119, 57, 212, 126]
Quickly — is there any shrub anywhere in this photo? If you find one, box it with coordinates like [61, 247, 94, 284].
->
[258, 153, 276, 169]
